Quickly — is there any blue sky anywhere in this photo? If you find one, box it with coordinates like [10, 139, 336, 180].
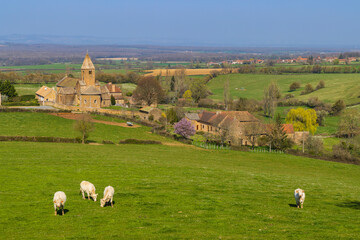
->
[0, 0, 359, 46]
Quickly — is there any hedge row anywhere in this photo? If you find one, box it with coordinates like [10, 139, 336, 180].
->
[0, 107, 70, 113]
[118, 139, 162, 145]
[0, 135, 81, 143]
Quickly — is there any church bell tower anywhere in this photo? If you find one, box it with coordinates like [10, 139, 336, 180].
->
[81, 53, 95, 86]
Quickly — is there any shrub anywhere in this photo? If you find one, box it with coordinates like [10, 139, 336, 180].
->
[118, 139, 162, 144]
[285, 93, 294, 99]
[316, 80, 325, 90]
[148, 115, 154, 121]
[307, 97, 323, 108]
[102, 140, 114, 144]
[316, 110, 328, 126]
[331, 99, 346, 116]
[332, 142, 353, 161]
[289, 82, 301, 91]
[301, 83, 314, 95]
[304, 135, 324, 155]
[126, 91, 133, 97]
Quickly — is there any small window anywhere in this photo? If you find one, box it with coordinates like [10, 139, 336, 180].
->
[89, 70, 92, 74]
[84, 99, 87, 104]
[94, 99, 97, 104]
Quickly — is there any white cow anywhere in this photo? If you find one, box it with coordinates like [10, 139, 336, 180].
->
[294, 188, 306, 208]
[80, 181, 98, 201]
[100, 186, 115, 208]
[53, 191, 66, 215]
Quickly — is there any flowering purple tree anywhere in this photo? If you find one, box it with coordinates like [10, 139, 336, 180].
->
[174, 118, 196, 138]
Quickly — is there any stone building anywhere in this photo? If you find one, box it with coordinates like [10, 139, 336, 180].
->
[55, 53, 121, 108]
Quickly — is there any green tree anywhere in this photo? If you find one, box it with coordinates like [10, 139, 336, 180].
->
[74, 114, 94, 144]
[182, 90, 192, 103]
[190, 78, 208, 103]
[0, 80, 18, 98]
[166, 108, 178, 124]
[286, 108, 318, 134]
[111, 95, 116, 105]
[289, 82, 301, 91]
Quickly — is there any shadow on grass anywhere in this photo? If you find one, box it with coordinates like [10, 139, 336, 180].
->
[288, 203, 298, 208]
[103, 200, 115, 207]
[336, 200, 360, 210]
[56, 209, 69, 215]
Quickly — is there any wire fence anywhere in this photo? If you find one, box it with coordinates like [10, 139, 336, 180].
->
[192, 141, 230, 150]
[249, 148, 284, 154]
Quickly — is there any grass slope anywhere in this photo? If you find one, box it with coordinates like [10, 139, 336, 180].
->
[207, 73, 360, 105]
[0, 112, 172, 143]
[0, 142, 359, 239]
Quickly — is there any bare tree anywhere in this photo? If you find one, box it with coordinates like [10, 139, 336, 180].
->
[133, 76, 164, 106]
[223, 77, 231, 110]
[174, 68, 188, 97]
[263, 81, 281, 118]
[244, 122, 263, 149]
[74, 114, 94, 144]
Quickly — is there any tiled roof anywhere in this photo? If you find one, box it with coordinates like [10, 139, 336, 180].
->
[36, 86, 55, 98]
[199, 111, 259, 127]
[185, 113, 200, 121]
[139, 106, 153, 113]
[58, 87, 75, 95]
[81, 86, 101, 95]
[81, 53, 95, 70]
[56, 76, 78, 88]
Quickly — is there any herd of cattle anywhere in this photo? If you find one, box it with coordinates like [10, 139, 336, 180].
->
[53, 182, 305, 216]
[53, 180, 114, 215]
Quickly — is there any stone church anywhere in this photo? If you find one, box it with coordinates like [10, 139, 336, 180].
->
[55, 53, 122, 108]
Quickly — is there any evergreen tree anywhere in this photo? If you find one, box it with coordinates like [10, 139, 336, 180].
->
[111, 95, 116, 105]
[170, 76, 175, 91]
[268, 113, 292, 150]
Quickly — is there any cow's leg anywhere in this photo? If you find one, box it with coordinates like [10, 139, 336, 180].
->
[111, 197, 113, 207]
[81, 189, 85, 199]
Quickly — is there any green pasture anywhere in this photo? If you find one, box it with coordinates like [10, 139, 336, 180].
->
[0, 112, 172, 143]
[0, 139, 359, 239]
[14, 83, 56, 96]
[207, 73, 360, 105]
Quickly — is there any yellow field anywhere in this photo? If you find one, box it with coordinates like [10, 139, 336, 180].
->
[144, 68, 223, 76]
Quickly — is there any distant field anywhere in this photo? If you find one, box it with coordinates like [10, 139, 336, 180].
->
[207, 73, 360, 105]
[144, 68, 222, 77]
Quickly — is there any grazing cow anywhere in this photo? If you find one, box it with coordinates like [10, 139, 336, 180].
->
[53, 191, 66, 216]
[100, 186, 115, 208]
[80, 181, 98, 201]
[294, 188, 305, 208]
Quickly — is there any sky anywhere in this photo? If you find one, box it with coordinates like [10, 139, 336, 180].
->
[0, 0, 359, 47]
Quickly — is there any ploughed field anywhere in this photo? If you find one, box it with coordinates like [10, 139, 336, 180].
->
[0, 112, 359, 238]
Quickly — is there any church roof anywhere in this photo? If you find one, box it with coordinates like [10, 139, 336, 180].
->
[81, 53, 95, 70]
[56, 76, 78, 88]
[81, 86, 101, 95]
[58, 87, 76, 95]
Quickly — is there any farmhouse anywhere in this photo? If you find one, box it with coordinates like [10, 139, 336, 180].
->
[54, 53, 121, 108]
[185, 110, 263, 145]
[35, 86, 56, 104]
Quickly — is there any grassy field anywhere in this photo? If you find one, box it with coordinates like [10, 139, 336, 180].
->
[14, 83, 56, 96]
[1, 140, 360, 239]
[0, 112, 172, 143]
[207, 73, 360, 105]
[0, 111, 360, 238]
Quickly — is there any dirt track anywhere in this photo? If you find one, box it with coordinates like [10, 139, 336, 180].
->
[49, 113, 140, 128]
